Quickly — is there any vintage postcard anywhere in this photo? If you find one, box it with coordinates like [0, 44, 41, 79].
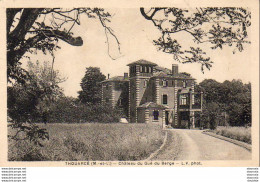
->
[0, 0, 259, 167]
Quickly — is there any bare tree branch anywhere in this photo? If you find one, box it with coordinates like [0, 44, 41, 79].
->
[140, 8, 164, 20]
[96, 9, 121, 59]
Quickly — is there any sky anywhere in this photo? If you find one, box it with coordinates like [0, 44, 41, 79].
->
[24, 8, 252, 98]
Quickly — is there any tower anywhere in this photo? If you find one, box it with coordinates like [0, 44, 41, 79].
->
[127, 60, 157, 123]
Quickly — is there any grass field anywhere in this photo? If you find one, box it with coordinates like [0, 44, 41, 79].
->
[8, 123, 165, 161]
[211, 126, 251, 144]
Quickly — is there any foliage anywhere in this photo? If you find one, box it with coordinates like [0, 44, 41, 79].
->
[78, 67, 106, 104]
[201, 102, 221, 130]
[8, 60, 66, 146]
[8, 122, 49, 147]
[180, 122, 189, 129]
[140, 8, 251, 72]
[196, 79, 251, 128]
[7, 8, 115, 84]
[47, 97, 123, 123]
[8, 123, 165, 161]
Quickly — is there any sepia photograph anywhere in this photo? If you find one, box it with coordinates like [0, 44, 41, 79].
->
[1, 4, 259, 166]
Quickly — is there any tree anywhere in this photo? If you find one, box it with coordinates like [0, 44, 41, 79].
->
[197, 79, 251, 127]
[140, 8, 251, 72]
[78, 67, 106, 104]
[202, 102, 221, 130]
[222, 80, 251, 126]
[196, 79, 222, 103]
[8, 60, 66, 146]
[7, 8, 118, 145]
[7, 8, 117, 84]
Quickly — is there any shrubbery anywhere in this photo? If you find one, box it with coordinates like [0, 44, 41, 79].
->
[8, 90, 123, 124]
[47, 97, 124, 123]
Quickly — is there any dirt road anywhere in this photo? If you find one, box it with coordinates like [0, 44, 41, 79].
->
[152, 129, 251, 160]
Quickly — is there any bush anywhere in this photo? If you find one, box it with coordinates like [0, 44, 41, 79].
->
[180, 121, 189, 129]
[209, 118, 218, 130]
[47, 97, 123, 123]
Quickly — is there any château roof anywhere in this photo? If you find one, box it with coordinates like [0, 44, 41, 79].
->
[137, 102, 168, 109]
[154, 66, 172, 74]
[101, 76, 129, 83]
[127, 59, 158, 66]
[153, 67, 195, 80]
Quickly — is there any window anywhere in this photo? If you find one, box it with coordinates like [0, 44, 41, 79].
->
[106, 84, 109, 90]
[180, 95, 187, 105]
[183, 81, 187, 88]
[118, 98, 122, 106]
[153, 110, 159, 121]
[133, 66, 136, 73]
[144, 79, 148, 87]
[149, 67, 152, 73]
[140, 66, 148, 73]
[162, 80, 168, 87]
[131, 66, 136, 73]
[162, 94, 168, 105]
[106, 98, 109, 103]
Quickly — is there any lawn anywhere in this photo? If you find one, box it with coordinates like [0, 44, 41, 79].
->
[211, 126, 251, 144]
[8, 123, 165, 161]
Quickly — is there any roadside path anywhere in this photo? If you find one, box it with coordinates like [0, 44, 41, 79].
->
[151, 129, 251, 160]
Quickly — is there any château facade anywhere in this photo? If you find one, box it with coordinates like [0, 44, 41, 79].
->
[101, 59, 203, 128]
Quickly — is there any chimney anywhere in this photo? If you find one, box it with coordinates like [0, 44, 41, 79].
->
[107, 73, 110, 79]
[124, 72, 128, 80]
[172, 64, 178, 76]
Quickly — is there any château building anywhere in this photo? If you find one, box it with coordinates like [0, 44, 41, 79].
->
[101, 59, 203, 128]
